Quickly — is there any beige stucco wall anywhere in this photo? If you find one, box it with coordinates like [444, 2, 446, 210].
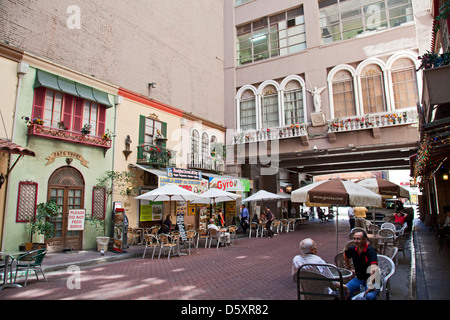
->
[0, 0, 225, 126]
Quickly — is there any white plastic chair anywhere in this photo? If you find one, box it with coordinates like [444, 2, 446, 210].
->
[377, 255, 395, 300]
[208, 228, 223, 249]
[381, 222, 396, 232]
[249, 222, 259, 238]
[280, 219, 289, 233]
[288, 218, 296, 232]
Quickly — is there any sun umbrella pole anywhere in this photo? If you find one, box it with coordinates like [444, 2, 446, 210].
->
[336, 206, 339, 254]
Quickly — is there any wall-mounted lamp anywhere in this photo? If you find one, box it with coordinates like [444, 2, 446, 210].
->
[443, 173, 449, 181]
[0, 173, 5, 189]
[148, 82, 156, 97]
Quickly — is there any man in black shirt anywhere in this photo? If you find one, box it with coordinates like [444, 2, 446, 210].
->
[344, 230, 379, 300]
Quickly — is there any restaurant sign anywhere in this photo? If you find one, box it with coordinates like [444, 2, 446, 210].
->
[159, 176, 208, 194]
[167, 167, 202, 180]
[209, 177, 250, 192]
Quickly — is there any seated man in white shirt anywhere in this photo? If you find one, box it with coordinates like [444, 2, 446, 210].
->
[292, 238, 348, 297]
[207, 218, 231, 246]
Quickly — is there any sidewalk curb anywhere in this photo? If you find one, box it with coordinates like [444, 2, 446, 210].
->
[43, 251, 143, 273]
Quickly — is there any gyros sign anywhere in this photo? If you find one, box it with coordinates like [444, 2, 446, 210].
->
[217, 180, 237, 190]
[211, 177, 250, 192]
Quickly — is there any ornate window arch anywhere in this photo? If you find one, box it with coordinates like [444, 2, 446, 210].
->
[328, 65, 358, 119]
[386, 51, 421, 111]
[280, 75, 307, 126]
[356, 58, 388, 115]
[236, 85, 258, 131]
[257, 80, 281, 128]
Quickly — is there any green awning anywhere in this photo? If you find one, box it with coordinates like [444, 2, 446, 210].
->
[34, 69, 113, 108]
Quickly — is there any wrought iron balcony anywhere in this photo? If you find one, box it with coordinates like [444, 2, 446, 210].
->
[187, 153, 225, 173]
[137, 144, 176, 168]
[27, 125, 111, 149]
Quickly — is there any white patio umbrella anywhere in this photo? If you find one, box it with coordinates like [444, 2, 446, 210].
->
[356, 177, 410, 225]
[356, 178, 410, 199]
[135, 183, 202, 215]
[191, 188, 242, 204]
[291, 179, 382, 253]
[243, 190, 290, 202]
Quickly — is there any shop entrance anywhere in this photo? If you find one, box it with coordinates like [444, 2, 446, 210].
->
[47, 166, 85, 251]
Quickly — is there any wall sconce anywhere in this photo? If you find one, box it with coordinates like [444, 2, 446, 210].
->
[0, 173, 4, 189]
[443, 173, 449, 181]
[148, 82, 156, 97]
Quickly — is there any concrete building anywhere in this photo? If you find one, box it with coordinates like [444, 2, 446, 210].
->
[223, 0, 433, 215]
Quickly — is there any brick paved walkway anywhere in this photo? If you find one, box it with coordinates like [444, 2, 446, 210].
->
[0, 219, 353, 300]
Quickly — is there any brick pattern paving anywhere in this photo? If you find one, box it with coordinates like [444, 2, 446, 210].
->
[0, 220, 355, 300]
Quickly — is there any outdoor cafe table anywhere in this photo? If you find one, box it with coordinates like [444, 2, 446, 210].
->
[0, 251, 27, 290]
[329, 267, 353, 283]
[367, 234, 391, 254]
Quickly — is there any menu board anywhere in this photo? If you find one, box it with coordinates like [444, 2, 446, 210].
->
[140, 202, 163, 222]
[176, 213, 187, 241]
[113, 208, 125, 252]
[199, 206, 208, 230]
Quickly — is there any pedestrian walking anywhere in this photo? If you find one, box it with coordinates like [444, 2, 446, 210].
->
[265, 205, 275, 238]
[348, 207, 355, 231]
[239, 204, 249, 234]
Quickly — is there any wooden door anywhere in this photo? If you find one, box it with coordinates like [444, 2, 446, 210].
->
[47, 167, 84, 251]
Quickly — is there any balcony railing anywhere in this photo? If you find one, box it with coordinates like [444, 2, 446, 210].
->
[137, 144, 176, 168]
[233, 123, 308, 144]
[327, 108, 417, 133]
[187, 153, 225, 173]
[27, 125, 111, 149]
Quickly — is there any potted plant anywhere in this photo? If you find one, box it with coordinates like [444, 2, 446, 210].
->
[86, 215, 109, 252]
[25, 200, 60, 250]
[81, 123, 92, 135]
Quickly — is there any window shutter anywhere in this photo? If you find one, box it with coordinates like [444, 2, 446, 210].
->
[98, 105, 106, 136]
[138, 115, 146, 159]
[62, 94, 73, 129]
[92, 186, 106, 219]
[32, 87, 46, 120]
[162, 122, 167, 147]
[16, 182, 38, 223]
[73, 98, 83, 131]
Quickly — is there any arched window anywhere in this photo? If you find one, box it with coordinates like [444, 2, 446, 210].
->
[360, 64, 386, 114]
[261, 84, 279, 128]
[332, 69, 357, 118]
[239, 89, 257, 131]
[283, 80, 304, 125]
[390, 58, 419, 110]
[191, 129, 199, 156]
[201, 132, 209, 161]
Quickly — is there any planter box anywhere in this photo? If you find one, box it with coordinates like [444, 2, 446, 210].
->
[422, 65, 450, 106]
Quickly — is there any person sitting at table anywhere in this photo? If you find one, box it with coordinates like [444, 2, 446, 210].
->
[394, 210, 408, 226]
[344, 231, 379, 300]
[161, 214, 173, 233]
[207, 218, 230, 246]
[292, 238, 349, 297]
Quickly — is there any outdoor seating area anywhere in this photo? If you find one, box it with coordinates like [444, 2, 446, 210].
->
[0, 248, 48, 290]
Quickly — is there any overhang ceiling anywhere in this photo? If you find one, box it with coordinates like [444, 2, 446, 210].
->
[279, 142, 418, 176]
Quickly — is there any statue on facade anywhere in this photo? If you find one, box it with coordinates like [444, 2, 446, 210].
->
[307, 86, 327, 127]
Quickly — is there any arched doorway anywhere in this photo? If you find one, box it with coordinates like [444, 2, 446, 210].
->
[47, 166, 85, 251]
